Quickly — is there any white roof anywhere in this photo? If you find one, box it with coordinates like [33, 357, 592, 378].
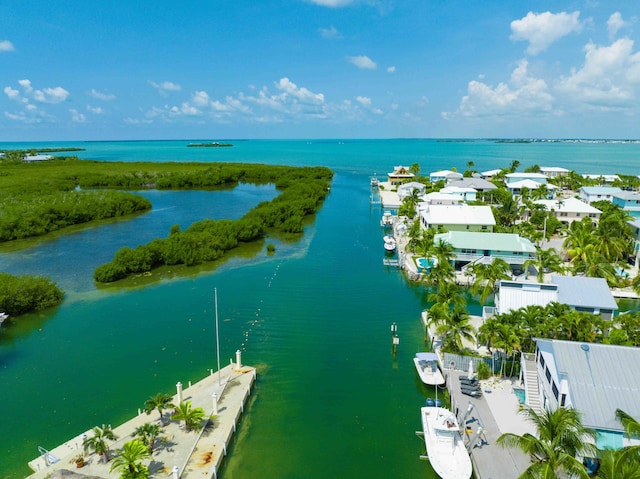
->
[508, 179, 557, 189]
[534, 197, 601, 214]
[481, 169, 502, 176]
[551, 275, 618, 311]
[506, 172, 548, 179]
[540, 166, 571, 173]
[497, 281, 559, 314]
[398, 181, 426, 190]
[424, 192, 462, 201]
[422, 204, 496, 226]
[430, 169, 456, 177]
[582, 174, 621, 181]
[440, 186, 477, 194]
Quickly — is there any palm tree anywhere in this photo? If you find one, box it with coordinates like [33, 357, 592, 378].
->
[497, 407, 596, 479]
[595, 448, 640, 479]
[83, 424, 118, 462]
[616, 409, 640, 440]
[435, 306, 476, 353]
[110, 439, 151, 479]
[523, 247, 565, 283]
[171, 401, 206, 432]
[470, 257, 511, 304]
[144, 392, 174, 425]
[509, 159, 520, 173]
[134, 423, 161, 453]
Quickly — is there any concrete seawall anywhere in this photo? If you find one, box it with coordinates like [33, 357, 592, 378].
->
[28, 363, 256, 479]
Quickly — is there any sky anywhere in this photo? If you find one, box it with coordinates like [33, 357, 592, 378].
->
[1, 0, 640, 140]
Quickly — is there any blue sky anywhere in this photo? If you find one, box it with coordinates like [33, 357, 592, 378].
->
[1, 0, 639, 140]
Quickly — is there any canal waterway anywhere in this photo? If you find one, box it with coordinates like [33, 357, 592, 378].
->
[1, 139, 639, 478]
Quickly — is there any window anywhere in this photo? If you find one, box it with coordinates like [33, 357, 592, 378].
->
[545, 367, 552, 383]
[481, 226, 488, 230]
[540, 355, 545, 369]
[560, 212, 568, 217]
[552, 382, 559, 400]
[560, 394, 567, 407]
[466, 225, 470, 230]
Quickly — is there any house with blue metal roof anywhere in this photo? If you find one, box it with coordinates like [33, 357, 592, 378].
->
[578, 186, 623, 204]
[532, 339, 640, 451]
[612, 191, 640, 218]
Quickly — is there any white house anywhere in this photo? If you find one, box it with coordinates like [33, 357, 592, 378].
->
[505, 172, 548, 185]
[507, 179, 557, 198]
[420, 204, 495, 232]
[582, 174, 621, 184]
[539, 166, 571, 178]
[531, 339, 640, 451]
[439, 186, 477, 202]
[578, 186, 623, 204]
[448, 177, 498, 193]
[490, 275, 618, 320]
[397, 181, 426, 200]
[23, 154, 54, 162]
[480, 169, 503, 181]
[429, 169, 462, 183]
[533, 197, 602, 224]
[421, 192, 463, 206]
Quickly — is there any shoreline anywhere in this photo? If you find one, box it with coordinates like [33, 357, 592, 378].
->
[28, 362, 256, 479]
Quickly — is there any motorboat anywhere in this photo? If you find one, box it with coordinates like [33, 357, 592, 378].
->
[383, 234, 396, 251]
[380, 211, 394, 226]
[420, 406, 472, 479]
[414, 352, 445, 386]
[0, 312, 8, 325]
[425, 397, 442, 407]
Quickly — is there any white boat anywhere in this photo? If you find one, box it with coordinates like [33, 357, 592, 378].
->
[383, 235, 396, 251]
[0, 312, 8, 326]
[420, 406, 472, 479]
[380, 211, 394, 226]
[414, 352, 445, 386]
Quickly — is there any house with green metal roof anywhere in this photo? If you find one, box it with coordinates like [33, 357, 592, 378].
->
[433, 231, 536, 271]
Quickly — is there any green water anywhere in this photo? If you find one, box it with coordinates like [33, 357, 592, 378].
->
[0, 172, 441, 478]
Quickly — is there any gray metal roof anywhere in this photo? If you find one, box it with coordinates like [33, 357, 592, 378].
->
[537, 339, 640, 431]
[551, 275, 618, 311]
[448, 178, 498, 191]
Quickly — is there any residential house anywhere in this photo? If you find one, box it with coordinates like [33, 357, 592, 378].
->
[387, 165, 414, 186]
[420, 204, 495, 232]
[582, 174, 621, 184]
[429, 169, 462, 183]
[480, 169, 503, 181]
[505, 172, 548, 185]
[447, 177, 498, 193]
[612, 191, 640, 218]
[539, 166, 571, 178]
[434, 231, 536, 271]
[397, 181, 426, 200]
[530, 339, 640, 451]
[23, 154, 54, 162]
[420, 193, 463, 206]
[578, 186, 623, 204]
[489, 275, 618, 320]
[439, 186, 477, 202]
[533, 197, 602, 225]
[507, 179, 557, 198]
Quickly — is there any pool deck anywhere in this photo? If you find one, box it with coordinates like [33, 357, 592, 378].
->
[27, 362, 256, 479]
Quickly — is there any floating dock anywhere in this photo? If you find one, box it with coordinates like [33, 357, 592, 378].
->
[27, 362, 256, 479]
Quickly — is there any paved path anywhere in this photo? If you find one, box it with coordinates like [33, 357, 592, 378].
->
[447, 370, 531, 479]
[28, 363, 256, 479]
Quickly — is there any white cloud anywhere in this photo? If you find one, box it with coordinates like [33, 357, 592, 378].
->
[192, 90, 210, 107]
[0, 40, 15, 52]
[90, 89, 116, 101]
[356, 96, 372, 107]
[70, 109, 86, 123]
[87, 105, 104, 114]
[307, 0, 353, 7]
[556, 38, 640, 109]
[510, 11, 583, 55]
[607, 12, 628, 38]
[444, 59, 554, 119]
[319, 25, 341, 39]
[347, 55, 377, 69]
[387, 66, 396, 73]
[149, 81, 182, 95]
[5, 80, 69, 104]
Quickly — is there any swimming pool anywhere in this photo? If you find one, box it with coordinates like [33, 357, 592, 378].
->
[416, 257, 437, 270]
[513, 387, 526, 405]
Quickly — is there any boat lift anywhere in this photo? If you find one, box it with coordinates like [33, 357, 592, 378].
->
[37, 446, 60, 467]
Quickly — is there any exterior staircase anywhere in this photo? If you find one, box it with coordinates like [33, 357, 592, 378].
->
[523, 358, 542, 413]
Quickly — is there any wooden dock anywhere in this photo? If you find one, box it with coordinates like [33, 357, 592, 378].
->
[28, 362, 256, 479]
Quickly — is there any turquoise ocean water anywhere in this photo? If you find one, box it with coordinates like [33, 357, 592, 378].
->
[0, 139, 639, 478]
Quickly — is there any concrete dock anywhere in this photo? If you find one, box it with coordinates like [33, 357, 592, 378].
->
[446, 370, 532, 479]
[27, 362, 256, 479]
